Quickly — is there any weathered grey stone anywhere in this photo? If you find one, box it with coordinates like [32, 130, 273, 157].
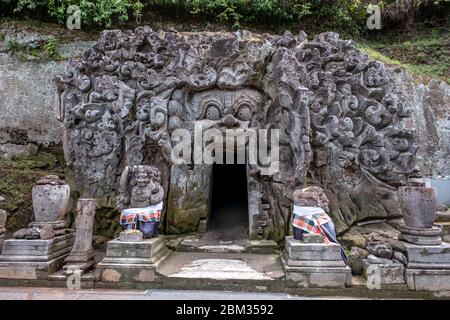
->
[283, 235, 351, 287]
[301, 233, 325, 244]
[393, 250, 408, 265]
[119, 230, 143, 242]
[404, 242, 450, 266]
[284, 262, 352, 288]
[64, 198, 96, 273]
[363, 260, 405, 284]
[0, 233, 75, 279]
[97, 237, 169, 282]
[366, 254, 393, 264]
[437, 222, 450, 243]
[56, 28, 418, 239]
[348, 247, 369, 275]
[398, 233, 442, 246]
[13, 228, 27, 239]
[0, 234, 75, 260]
[406, 269, 450, 291]
[0, 143, 38, 159]
[32, 175, 70, 223]
[285, 236, 341, 261]
[395, 70, 450, 178]
[398, 185, 437, 228]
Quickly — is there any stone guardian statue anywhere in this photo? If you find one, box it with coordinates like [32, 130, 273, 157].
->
[117, 165, 164, 240]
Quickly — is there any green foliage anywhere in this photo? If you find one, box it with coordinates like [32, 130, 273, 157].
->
[0, 149, 66, 229]
[1, 0, 448, 34]
[4, 0, 144, 28]
[6, 36, 61, 60]
[359, 28, 450, 84]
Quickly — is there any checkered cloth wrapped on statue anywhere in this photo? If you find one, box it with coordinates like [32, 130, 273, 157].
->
[292, 205, 333, 243]
[120, 202, 163, 228]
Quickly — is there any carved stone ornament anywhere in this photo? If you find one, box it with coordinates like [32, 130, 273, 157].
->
[56, 28, 419, 240]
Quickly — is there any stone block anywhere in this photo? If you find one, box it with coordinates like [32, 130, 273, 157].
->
[119, 230, 143, 242]
[0, 234, 74, 279]
[363, 260, 405, 284]
[97, 237, 170, 283]
[98, 264, 157, 283]
[406, 269, 450, 291]
[285, 236, 341, 261]
[302, 233, 324, 243]
[283, 259, 352, 288]
[282, 236, 351, 288]
[404, 242, 450, 267]
[0, 233, 75, 262]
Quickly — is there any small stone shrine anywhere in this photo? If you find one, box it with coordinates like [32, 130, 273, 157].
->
[0, 176, 75, 279]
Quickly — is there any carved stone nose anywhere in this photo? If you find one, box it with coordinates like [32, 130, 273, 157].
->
[223, 114, 237, 128]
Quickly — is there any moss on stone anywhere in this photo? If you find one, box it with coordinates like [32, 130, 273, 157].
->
[0, 145, 66, 230]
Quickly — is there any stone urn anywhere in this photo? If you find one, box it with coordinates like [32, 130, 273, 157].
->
[32, 175, 70, 222]
[398, 185, 437, 228]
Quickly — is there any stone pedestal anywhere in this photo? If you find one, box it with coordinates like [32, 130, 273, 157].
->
[282, 236, 351, 288]
[97, 237, 170, 283]
[362, 255, 405, 285]
[398, 224, 442, 245]
[63, 199, 96, 274]
[0, 233, 75, 279]
[404, 242, 450, 291]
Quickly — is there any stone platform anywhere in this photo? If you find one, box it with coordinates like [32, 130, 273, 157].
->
[157, 251, 284, 281]
[282, 236, 351, 288]
[363, 258, 405, 285]
[176, 235, 278, 254]
[404, 242, 450, 291]
[0, 233, 75, 280]
[97, 237, 170, 283]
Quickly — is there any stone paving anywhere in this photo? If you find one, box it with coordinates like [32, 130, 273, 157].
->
[0, 286, 360, 300]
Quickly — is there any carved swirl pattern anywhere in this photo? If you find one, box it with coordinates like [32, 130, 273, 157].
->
[56, 28, 418, 238]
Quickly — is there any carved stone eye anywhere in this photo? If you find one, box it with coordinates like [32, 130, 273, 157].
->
[236, 104, 252, 121]
[204, 104, 221, 120]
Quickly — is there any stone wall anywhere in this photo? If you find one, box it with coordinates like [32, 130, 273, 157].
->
[1, 26, 448, 177]
[0, 22, 95, 158]
[394, 70, 450, 178]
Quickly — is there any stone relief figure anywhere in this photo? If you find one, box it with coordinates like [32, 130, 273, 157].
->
[117, 165, 164, 238]
[292, 186, 348, 264]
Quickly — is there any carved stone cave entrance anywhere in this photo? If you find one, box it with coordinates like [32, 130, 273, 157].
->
[208, 162, 249, 241]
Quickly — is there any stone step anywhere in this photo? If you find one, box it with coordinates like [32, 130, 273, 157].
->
[176, 237, 279, 254]
[157, 252, 284, 281]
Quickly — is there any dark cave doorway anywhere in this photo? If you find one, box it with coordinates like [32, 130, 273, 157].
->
[208, 162, 249, 241]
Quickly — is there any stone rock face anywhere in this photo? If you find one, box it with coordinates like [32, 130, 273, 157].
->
[394, 70, 450, 178]
[348, 246, 369, 275]
[56, 28, 418, 239]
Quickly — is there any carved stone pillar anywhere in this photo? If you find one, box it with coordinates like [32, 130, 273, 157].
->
[64, 198, 96, 274]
